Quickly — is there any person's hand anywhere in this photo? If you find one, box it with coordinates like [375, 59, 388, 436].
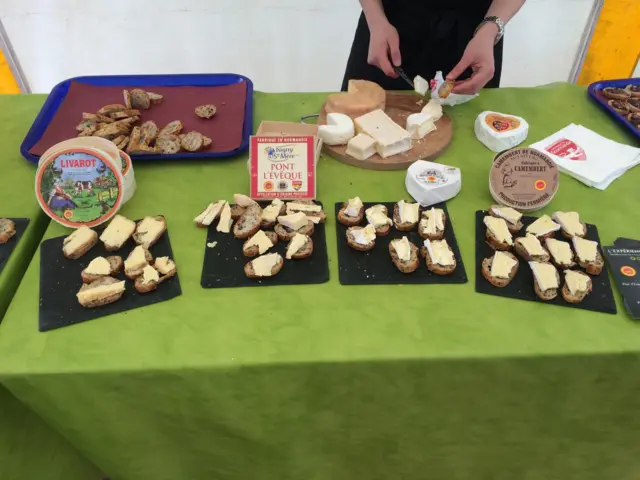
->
[446, 24, 497, 94]
[367, 21, 401, 78]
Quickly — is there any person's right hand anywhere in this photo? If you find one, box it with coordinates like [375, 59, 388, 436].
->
[367, 21, 401, 78]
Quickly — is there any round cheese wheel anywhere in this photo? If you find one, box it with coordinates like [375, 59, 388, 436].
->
[325, 80, 386, 119]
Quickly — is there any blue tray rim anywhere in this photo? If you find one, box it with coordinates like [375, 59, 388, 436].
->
[20, 73, 254, 163]
[587, 77, 639, 141]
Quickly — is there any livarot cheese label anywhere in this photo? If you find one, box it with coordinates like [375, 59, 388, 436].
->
[35, 147, 124, 228]
[489, 147, 558, 212]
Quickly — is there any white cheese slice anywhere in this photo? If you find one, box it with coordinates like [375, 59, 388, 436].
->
[277, 212, 307, 231]
[125, 245, 147, 271]
[545, 238, 573, 265]
[217, 202, 233, 233]
[406, 113, 436, 140]
[405, 160, 461, 207]
[345, 197, 363, 217]
[424, 239, 455, 266]
[251, 253, 281, 277]
[245, 230, 274, 255]
[286, 233, 308, 259]
[421, 208, 444, 234]
[63, 227, 96, 257]
[565, 270, 590, 294]
[140, 264, 160, 285]
[85, 256, 111, 275]
[77, 280, 125, 304]
[318, 113, 355, 146]
[286, 202, 322, 213]
[474, 111, 529, 153]
[421, 100, 443, 122]
[354, 109, 412, 158]
[572, 236, 598, 262]
[526, 215, 561, 237]
[345, 133, 376, 161]
[413, 75, 429, 96]
[154, 256, 175, 275]
[398, 200, 419, 224]
[529, 261, 559, 291]
[391, 237, 411, 262]
[353, 224, 376, 245]
[483, 216, 513, 245]
[491, 251, 517, 278]
[100, 215, 135, 248]
[492, 206, 522, 225]
[366, 206, 392, 228]
[553, 211, 583, 237]
[136, 217, 165, 248]
[261, 199, 284, 223]
[365, 204, 386, 216]
[518, 234, 547, 256]
[194, 200, 225, 226]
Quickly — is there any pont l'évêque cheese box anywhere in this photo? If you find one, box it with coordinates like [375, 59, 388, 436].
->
[249, 121, 322, 200]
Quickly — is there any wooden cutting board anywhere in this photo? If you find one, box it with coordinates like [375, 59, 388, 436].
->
[318, 92, 453, 171]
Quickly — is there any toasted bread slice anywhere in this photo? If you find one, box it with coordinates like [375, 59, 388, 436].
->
[488, 206, 523, 234]
[63, 227, 98, 259]
[286, 234, 313, 260]
[181, 131, 204, 152]
[76, 119, 98, 132]
[481, 252, 519, 287]
[124, 248, 153, 279]
[531, 263, 560, 301]
[337, 202, 364, 226]
[101, 215, 136, 251]
[346, 226, 376, 251]
[109, 109, 141, 120]
[77, 277, 125, 308]
[130, 89, 151, 110]
[156, 135, 181, 154]
[244, 254, 284, 278]
[233, 205, 262, 239]
[133, 264, 167, 294]
[94, 122, 130, 140]
[578, 251, 604, 276]
[129, 145, 159, 155]
[158, 120, 183, 138]
[82, 112, 114, 124]
[421, 241, 456, 275]
[286, 200, 327, 224]
[202, 136, 212, 149]
[389, 238, 419, 273]
[274, 220, 315, 241]
[243, 231, 278, 258]
[81, 256, 123, 283]
[97, 104, 126, 116]
[195, 104, 217, 119]
[147, 91, 164, 105]
[438, 80, 455, 98]
[125, 126, 142, 153]
[123, 89, 132, 109]
[133, 216, 167, 249]
[0, 218, 16, 244]
[393, 202, 419, 231]
[486, 228, 512, 251]
[545, 238, 576, 270]
[78, 126, 98, 137]
[140, 120, 159, 146]
[365, 205, 391, 236]
[230, 204, 247, 221]
[514, 237, 550, 262]
[134, 276, 158, 294]
[562, 270, 592, 303]
[602, 87, 630, 101]
[154, 256, 177, 279]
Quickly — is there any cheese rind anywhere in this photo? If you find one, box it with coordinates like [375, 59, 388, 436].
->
[483, 216, 513, 245]
[353, 224, 376, 245]
[325, 80, 386, 119]
[217, 202, 233, 233]
[491, 251, 517, 278]
[354, 109, 412, 158]
[572, 237, 598, 262]
[246, 230, 275, 255]
[492, 207, 522, 225]
[251, 253, 281, 277]
[76, 281, 125, 303]
[345, 134, 376, 161]
[286, 233, 308, 259]
[63, 227, 96, 256]
[141, 265, 160, 285]
[518, 234, 547, 256]
[125, 245, 147, 271]
[194, 200, 225, 226]
[391, 236, 411, 262]
[318, 113, 355, 146]
[425, 239, 455, 266]
[526, 215, 561, 236]
[545, 238, 573, 265]
[398, 200, 419, 224]
[553, 211, 583, 237]
[345, 197, 363, 217]
[85, 257, 111, 275]
[277, 212, 307, 231]
[100, 215, 135, 248]
[565, 270, 590, 294]
[529, 261, 559, 291]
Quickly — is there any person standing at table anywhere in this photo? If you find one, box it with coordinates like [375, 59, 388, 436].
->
[341, 0, 526, 94]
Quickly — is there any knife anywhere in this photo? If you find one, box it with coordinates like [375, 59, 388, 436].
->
[393, 66, 415, 90]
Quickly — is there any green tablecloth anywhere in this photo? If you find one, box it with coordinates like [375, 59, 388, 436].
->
[1, 85, 640, 480]
[0, 95, 100, 480]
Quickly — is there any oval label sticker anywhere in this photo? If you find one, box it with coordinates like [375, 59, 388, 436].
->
[545, 138, 586, 161]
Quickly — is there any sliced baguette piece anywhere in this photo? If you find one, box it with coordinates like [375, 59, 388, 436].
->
[181, 131, 204, 152]
[553, 211, 587, 239]
[81, 256, 123, 283]
[129, 89, 151, 110]
[109, 109, 141, 120]
[158, 120, 183, 138]
[365, 204, 392, 236]
[244, 253, 284, 278]
[82, 112, 114, 124]
[346, 225, 376, 251]
[134, 265, 162, 293]
[78, 126, 98, 137]
[418, 208, 447, 240]
[77, 277, 126, 308]
[156, 135, 181, 154]
[545, 238, 576, 270]
[389, 237, 419, 273]
[481, 251, 519, 287]
[393, 201, 420, 231]
[286, 233, 313, 260]
[124, 246, 153, 279]
[530, 261, 560, 301]
[97, 104, 126, 115]
[337, 199, 365, 226]
[147, 91, 164, 105]
[0, 218, 16, 244]
[195, 104, 217, 119]
[230, 204, 247, 221]
[488, 205, 523, 234]
[76, 119, 98, 132]
[421, 239, 456, 275]
[243, 231, 278, 258]
[572, 237, 604, 275]
[63, 226, 98, 259]
[94, 122, 130, 140]
[133, 215, 167, 249]
[274, 220, 315, 241]
[578, 251, 604, 276]
[233, 205, 262, 239]
[562, 269, 592, 303]
[129, 145, 159, 155]
[123, 89, 132, 109]
[484, 216, 513, 251]
[100, 215, 136, 251]
[115, 135, 130, 150]
[153, 256, 177, 279]
[125, 126, 142, 153]
[514, 236, 550, 262]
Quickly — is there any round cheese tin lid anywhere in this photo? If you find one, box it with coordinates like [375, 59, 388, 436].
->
[35, 147, 125, 228]
[40, 136, 121, 167]
[489, 147, 559, 212]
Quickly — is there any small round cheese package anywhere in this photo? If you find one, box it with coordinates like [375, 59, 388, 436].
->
[475, 111, 529, 152]
[405, 160, 462, 207]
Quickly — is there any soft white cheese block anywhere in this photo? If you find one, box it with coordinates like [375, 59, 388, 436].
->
[413, 75, 429, 96]
[354, 109, 412, 158]
[345, 134, 376, 161]
[475, 111, 529, 152]
[405, 160, 461, 207]
[406, 113, 437, 140]
[421, 100, 443, 122]
[318, 113, 355, 146]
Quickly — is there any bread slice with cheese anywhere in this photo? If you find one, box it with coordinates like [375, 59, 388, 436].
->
[529, 261, 560, 301]
[346, 225, 376, 251]
[81, 256, 123, 283]
[0, 218, 16, 244]
[365, 204, 392, 236]
[562, 269, 592, 303]
[418, 208, 446, 240]
[482, 251, 519, 287]
[77, 277, 126, 308]
[337, 197, 365, 226]
[483, 216, 513, 251]
[489, 205, 523, 234]
[260, 199, 285, 228]
[514, 234, 550, 262]
[124, 245, 153, 279]
[525, 215, 561, 239]
[275, 212, 315, 241]
[100, 215, 136, 251]
[244, 253, 284, 278]
[242, 230, 278, 258]
[133, 216, 166, 249]
[553, 211, 587, 238]
[194, 200, 225, 228]
[285, 200, 326, 224]
[134, 264, 162, 294]
[63, 226, 98, 259]
[286, 233, 313, 260]
[393, 200, 420, 231]
[572, 236, 604, 275]
[233, 204, 262, 239]
[421, 239, 456, 275]
[389, 236, 419, 273]
[154, 256, 177, 280]
[545, 238, 576, 270]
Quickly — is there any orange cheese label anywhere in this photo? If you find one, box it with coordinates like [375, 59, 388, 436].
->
[485, 113, 521, 132]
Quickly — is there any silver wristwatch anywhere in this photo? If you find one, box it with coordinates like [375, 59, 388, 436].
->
[474, 16, 505, 45]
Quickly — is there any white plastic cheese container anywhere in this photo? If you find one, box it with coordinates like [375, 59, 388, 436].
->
[405, 160, 462, 207]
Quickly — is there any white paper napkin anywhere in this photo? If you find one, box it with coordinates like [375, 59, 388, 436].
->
[530, 124, 640, 190]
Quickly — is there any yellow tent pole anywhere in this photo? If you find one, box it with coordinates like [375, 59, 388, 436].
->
[0, 48, 20, 94]
[577, 0, 640, 85]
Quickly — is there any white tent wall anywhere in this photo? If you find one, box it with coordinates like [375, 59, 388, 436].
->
[0, 0, 596, 94]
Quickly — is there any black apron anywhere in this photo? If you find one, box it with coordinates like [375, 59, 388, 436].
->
[341, 0, 502, 91]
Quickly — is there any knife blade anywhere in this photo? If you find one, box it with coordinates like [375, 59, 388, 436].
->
[393, 66, 415, 90]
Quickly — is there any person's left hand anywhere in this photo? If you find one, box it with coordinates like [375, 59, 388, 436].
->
[446, 25, 497, 94]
